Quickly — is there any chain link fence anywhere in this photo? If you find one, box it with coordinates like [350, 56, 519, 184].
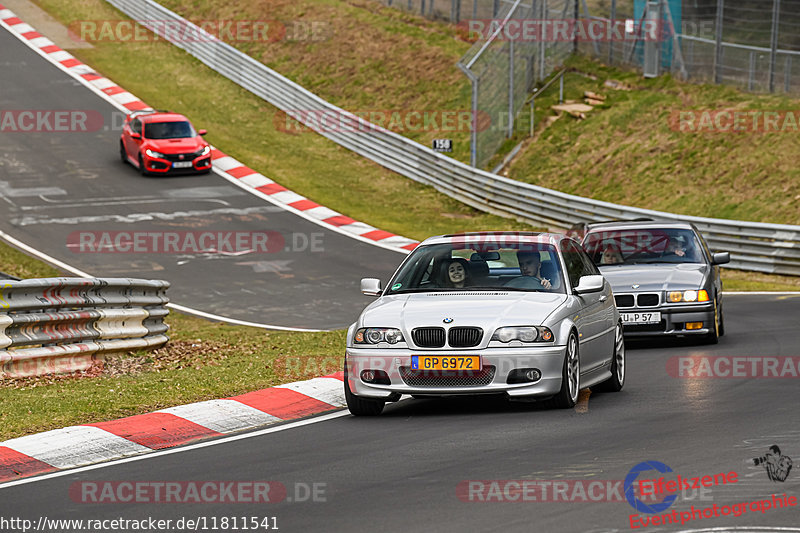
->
[585, 0, 800, 93]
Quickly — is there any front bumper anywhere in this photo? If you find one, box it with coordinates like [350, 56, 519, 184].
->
[621, 303, 715, 337]
[346, 346, 567, 400]
[143, 154, 212, 174]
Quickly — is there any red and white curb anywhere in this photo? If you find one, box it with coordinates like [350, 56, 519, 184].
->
[0, 5, 419, 254]
[0, 372, 346, 483]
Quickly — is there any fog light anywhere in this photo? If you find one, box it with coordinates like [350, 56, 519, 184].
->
[360, 369, 390, 385]
[686, 322, 703, 330]
[507, 368, 542, 384]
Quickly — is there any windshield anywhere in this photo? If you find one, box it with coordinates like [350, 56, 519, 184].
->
[385, 241, 566, 294]
[144, 121, 196, 139]
[583, 228, 704, 265]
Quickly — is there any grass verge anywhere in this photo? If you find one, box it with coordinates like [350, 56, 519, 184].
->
[0, 311, 345, 441]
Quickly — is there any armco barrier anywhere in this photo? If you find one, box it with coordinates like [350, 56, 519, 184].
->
[105, 0, 800, 276]
[0, 278, 169, 378]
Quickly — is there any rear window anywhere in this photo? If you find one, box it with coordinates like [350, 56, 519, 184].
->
[583, 228, 704, 265]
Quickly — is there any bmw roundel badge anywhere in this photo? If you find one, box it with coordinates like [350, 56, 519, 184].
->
[443, 317, 454, 324]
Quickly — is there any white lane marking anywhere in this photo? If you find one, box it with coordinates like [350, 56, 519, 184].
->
[268, 190, 306, 205]
[0, 230, 328, 332]
[2, 426, 150, 469]
[10, 205, 277, 226]
[27, 36, 54, 48]
[239, 173, 273, 188]
[723, 291, 800, 295]
[211, 156, 241, 172]
[157, 400, 281, 434]
[0, 410, 351, 489]
[275, 377, 347, 407]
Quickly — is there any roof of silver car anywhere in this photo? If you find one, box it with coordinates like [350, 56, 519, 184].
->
[585, 219, 697, 231]
[421, 232, 563, 246]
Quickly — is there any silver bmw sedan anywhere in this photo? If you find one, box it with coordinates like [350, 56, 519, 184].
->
[344, 232, 625, 416]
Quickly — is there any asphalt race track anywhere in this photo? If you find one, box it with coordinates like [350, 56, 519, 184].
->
[3, 294, 800, 532]
[0, 27, 403, 330]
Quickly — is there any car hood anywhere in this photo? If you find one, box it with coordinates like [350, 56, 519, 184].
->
[146, 137, 205, 153]
[360, 291, 567, 331]
[599, 263, 709, 291]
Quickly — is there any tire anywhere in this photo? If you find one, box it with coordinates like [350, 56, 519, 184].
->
[594, 323, 625, 393]
[548, 331, 580, 409]
[120, 142, 128, 165]
[138, 154, 147, 176]
[344, 364, 385, 416]
[718, 299, 725, 337]
[704, 301, 720, 345]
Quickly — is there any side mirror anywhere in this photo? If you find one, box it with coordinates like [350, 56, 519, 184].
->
[198, 129, 208, 136]
[130, 132, 141, 139]
[360, 278, 382, 297]
[573, 274, 604, 294]
[712, 252, 730, 265]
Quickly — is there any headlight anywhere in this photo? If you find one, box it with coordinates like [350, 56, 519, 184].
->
[145, 149, 167, 158]
[354, 327, 404, 345]
[666, 289, 709, 303]
[491, 326, 554, 343]
[200, 145, 211, 156]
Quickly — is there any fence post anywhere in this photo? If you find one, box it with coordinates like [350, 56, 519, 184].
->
[573, 0, 579, 53]
[769, 0, 780, 93]
[473, 0, 477, 18]
[508, 38, 515, 137]
[748, 51, 756, 91]
[785, 55, 792, 93]
[609, 0, 616, 64]
[493, 0, 499, 16]
[559, 72, 564, 103]
[539, 0, 547, 81]
[713, 0, 724, 84]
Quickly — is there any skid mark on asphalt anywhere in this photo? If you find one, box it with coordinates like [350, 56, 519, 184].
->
[575, 389, 591, 413]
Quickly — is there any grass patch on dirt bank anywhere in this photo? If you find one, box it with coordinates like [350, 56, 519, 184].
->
[508, 55, 800, 225]
[0, 311, 346, 440]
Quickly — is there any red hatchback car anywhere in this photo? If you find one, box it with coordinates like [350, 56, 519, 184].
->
[120, 110, 212, 175]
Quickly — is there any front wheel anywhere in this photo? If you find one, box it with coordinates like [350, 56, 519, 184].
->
[594, 323, 625, 393]
[344, 364, 385, 416]
[547, 331, 580, 409]
[120, 142, 128, 165]
[704, 301, 720, 345]
[138, 154, 148, 176]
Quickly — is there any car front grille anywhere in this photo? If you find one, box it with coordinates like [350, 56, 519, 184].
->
[615, 295, 634, 308]
[637, 293, 660, 307]
[448, 327, 483, 348]
[163, 151, 202, 162]
[399, 366, 496, 387]
[412, 327, 445, 348]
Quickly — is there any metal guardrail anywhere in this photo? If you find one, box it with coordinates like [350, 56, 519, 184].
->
[0, 278, 169, 378]
[105, 0, 800, 276]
